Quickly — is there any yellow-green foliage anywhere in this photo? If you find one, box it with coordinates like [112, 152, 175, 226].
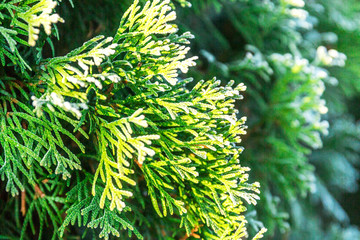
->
[0, 0, 265, 239]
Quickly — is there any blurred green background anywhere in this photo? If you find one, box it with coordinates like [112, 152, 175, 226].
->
[53, 0, 360, 239]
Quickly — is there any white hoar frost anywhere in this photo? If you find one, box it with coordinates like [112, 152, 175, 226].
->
[31, 92, 88, 119]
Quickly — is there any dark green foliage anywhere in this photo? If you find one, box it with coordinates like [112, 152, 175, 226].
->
[1, 0, 360, 239]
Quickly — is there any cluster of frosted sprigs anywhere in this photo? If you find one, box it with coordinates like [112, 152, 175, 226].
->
[85, 41, 118, 67]
[23, 0, 64, 46]
[269, 53, 330, 149]
[243, 51, 274, 75]
[74, 38, 117, 74]
[31, 92, 88, 119]
[269, 53, 329, 113]
[283, 0, 314, 30]
[271, 53, 327, 81]
[67, 73, 121, 90]
[284, 0, 306, 17]
[30, 39, 120, 117]
[289, 8, 308, 20]
[315, 46, 347, 67]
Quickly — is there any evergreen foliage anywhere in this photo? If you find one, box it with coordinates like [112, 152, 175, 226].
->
[2, 0, 360, 239]
[0, 0, 266, 239]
